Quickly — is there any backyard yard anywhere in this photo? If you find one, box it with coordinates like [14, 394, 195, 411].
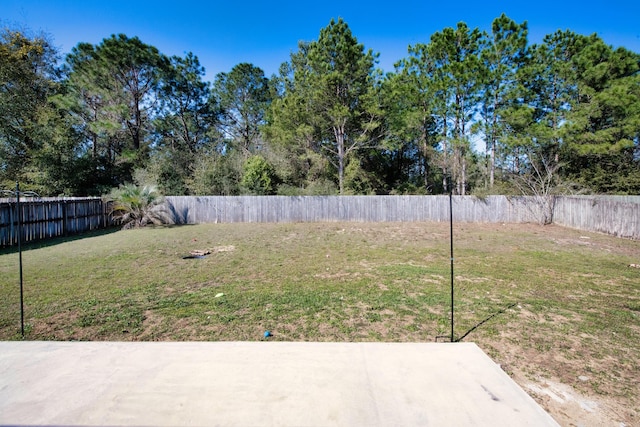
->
[1, 222, 638, 426]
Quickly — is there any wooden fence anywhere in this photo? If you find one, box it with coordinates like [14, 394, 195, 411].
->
[2, 195, 637, 246]
[165, 195, 639, 240]
[166, 195, 531, 224]
[165, 195, 546, 224]
[553, 196, 640, 240]
[0, 198, 111, 247]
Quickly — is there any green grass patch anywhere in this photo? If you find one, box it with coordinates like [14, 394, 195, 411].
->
[1, 222, 639, 414]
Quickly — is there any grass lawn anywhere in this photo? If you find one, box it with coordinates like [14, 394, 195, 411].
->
[1, 222, 639, 425]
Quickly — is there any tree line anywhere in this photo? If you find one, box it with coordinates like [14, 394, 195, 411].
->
[1, 15, 639, 197]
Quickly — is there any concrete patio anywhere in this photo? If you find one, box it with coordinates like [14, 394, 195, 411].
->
[0, 341, 559, 426]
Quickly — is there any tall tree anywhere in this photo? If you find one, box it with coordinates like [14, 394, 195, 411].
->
[518, 31, 584, 167]
[63, 34, 168, 182]
[212, 63, 271, 156]
[0, 28, 58, 187]
[501, 31, 588, 219]
[98, 34, 168, 158]
[153, 52, 217, 194]
[479, 14, 528, 188]
[387, 47, 440, 193]
[562, 39, 640, 193]
[266, 18, 381, 194]
[55, 42, 127, 192]
[428, 22, 484, 194]
[263, 46, 337, 193]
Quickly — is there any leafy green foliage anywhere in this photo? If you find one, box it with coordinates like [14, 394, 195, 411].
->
[0, 28, 58, 187]
[188, 148, 243, 195]
[212, 63, 271, 155]
[152, 52, 218, 195]
[264, 19, 382, 194]
[52, 35, 168, 193]
[479, 14, 528, 188]
[1, 17, 638, 196]
[241, 155, 278, 195]
[106, 184, 173, 229]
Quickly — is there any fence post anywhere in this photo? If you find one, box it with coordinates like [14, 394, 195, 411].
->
[62, 200, 67, 237]
[16, 183, 24, 337]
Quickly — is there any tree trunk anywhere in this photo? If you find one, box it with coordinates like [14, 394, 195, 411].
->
[490, 89, 499, 188]
[461, 153, 467, 195]
[442, 119, 449, 193]
[422, 152, 430, 193]
[334, 124, 346, 195]
[133, 96, 141, 150]
[489, 126, 496, 189]
[420, 122, 430, 193]
[490, 142, 495, 188]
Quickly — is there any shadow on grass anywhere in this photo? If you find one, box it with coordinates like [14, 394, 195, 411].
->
[456, 302, 518, 342]
[0, 227, 121, 255]
[0, 223, 202, 255]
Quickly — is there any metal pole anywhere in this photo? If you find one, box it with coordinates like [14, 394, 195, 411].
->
[16, 182, 24, 337]
[449, 185, 454, 343]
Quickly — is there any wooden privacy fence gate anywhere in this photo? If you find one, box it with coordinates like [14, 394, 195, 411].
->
[0, 198, 111, 247]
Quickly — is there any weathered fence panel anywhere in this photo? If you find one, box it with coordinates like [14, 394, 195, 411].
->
[2, 195, 636, 246]
[553, 196, 640, 240]
[165, 195, 638, 239]
[165, 195, 543, 224]
[0, 198, 111, 247]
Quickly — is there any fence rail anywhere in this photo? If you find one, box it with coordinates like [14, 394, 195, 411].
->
[0, 198, 111, 247]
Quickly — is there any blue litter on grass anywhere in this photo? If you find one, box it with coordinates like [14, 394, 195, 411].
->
[264, 330, 272, 338]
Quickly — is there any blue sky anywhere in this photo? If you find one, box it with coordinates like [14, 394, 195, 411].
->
[3, 0, 639, 81]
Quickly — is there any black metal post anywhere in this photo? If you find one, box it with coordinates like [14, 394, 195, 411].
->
[16, 182, 24, 337]
[1, 182, 39, 338]
[449, 184, 454, 343]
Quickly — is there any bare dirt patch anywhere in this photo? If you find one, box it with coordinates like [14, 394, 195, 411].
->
[522, 375, 630, 427]
[28, 310, 86, 340]
[481, 303, 638, 426]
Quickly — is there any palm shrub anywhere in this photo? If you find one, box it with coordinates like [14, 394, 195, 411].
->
[106, 184, 173, 229]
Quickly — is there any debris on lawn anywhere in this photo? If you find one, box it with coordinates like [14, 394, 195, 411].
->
[190, 249, 211, 256]
[629, 263, 640, 269]
[215, 293, 225, 298]
[182, 246, 236, 259]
